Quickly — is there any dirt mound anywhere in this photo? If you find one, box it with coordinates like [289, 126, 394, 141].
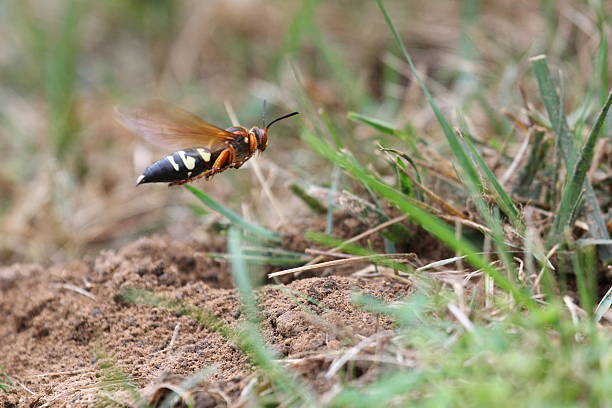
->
[0, 236, 411, 407]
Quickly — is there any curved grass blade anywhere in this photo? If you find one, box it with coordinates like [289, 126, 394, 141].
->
[184, 185, 280, 242]
[531, 55, 577, 169]
[532, 56, 612, 262]
[374, 0, 482, 194]
[348, 112, 402, 137]
[228, 227, 316, 406]
[549, 89, 612, 243]
[595, 286, 612, 322]
[459, 129, 523, 229]
[304, 131, 535, 309]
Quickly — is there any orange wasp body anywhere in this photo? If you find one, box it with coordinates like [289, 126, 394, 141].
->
[116, 102, 299, 186]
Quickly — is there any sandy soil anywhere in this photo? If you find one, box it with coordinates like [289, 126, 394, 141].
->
[0, 231, 414, 407]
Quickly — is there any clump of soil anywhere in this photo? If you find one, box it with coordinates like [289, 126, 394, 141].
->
[0, 235, 411, 407]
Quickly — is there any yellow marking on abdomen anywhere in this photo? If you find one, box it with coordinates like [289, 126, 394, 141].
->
[197, 148, 211, 162]
[166, 155, 180, 171]
[178, 150, 196, 170]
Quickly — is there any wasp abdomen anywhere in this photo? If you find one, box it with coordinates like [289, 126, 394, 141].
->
[136, 147, 218, 185]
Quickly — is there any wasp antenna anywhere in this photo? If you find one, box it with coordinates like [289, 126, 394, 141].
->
[265, 111, 300, 129]
[261, 100, 268, 129]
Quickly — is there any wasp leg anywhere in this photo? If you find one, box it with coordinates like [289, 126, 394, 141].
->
[169, 146, 237, 186]
[205, 146, 234, 180]
[226, 144, 237, 167]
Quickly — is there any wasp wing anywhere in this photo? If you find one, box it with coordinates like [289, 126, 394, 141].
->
[116, 101, 238, 151]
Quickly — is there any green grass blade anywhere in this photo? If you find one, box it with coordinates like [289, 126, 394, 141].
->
[460, 130, 523, 230]
[45, 0, 81, 159]
[582, 182, 612, 263]
[347, 112, 402, 136]
[512, 130, 550, 199]
[572, 245, 597, 317]
[272, 0, 319, 74]
[227, 228, 316, 406]
[326, 165, 341, 235]
[373, 1, 549, 274]
[314, 30, 369, 106]
[0, 366, 12, 393]
[184, 185, 280, 242]
[375, 0, 482, 193]
[457, 126, 553, 272]
[228, 228, 259, 320]
[595, 286, 612, 322]
[304, 131, 535, 308]
[533, 56, 612, 262]
[119, 286, 314, 406]
[531, 55, 576, 169]
[380, 147, 424, 201]
[595, 10, 609, 106]
[455, 0, 480, 98]
[549, 89, 612, 241]
[289, 183, 327, 214]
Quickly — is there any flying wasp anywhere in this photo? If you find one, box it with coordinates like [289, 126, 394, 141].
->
[116, 102, 299, 186]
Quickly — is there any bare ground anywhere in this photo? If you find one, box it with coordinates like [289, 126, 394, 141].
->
[0, 231, 414, 407]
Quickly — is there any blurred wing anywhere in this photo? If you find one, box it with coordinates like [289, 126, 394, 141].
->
[116, 101, 237, 151]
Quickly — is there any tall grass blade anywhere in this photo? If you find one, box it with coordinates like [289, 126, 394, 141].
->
[228, 228, 315, 406]
[347, 112, 402, 137]
[460, 129, 523, 229]
[530, 55, 576, 169]
[532, 56, 612, 262]
[549, 90, 612, 242]
[228, 227, 259, 321]
[375, 0, 482, 194]
[184, 185, 280, 242]
[374, 1, 558, 275]
[595, 9, 609, 106]
[304, 131, 535, 308]
[119, 286, 314, 406]
[595, 286, 612, 322]
[326, 166, 341, 235]
[50, 0, 80, 159]
[512, 130, 550, 199]
[455, 0, 480, 98]
[273, 0, 320, 74]
[289, 183, 327, 214]
[572, 245, 597, 317]
[314, 30, 369, 106]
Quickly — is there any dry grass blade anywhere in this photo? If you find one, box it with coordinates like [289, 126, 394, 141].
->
[303, 214, 409, 267]
[268, 253, 416, 278]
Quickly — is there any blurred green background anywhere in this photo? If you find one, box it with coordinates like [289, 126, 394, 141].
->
[0, 0, 609, 264]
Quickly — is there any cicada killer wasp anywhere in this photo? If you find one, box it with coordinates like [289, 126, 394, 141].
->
[116, 101, 299, 186]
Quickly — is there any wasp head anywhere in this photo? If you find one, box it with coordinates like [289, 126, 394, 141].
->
[251, 127, 268, 152]
[254, 111, 299, 152]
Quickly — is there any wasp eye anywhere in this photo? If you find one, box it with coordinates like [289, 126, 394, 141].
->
[254, 128, 268, 151]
